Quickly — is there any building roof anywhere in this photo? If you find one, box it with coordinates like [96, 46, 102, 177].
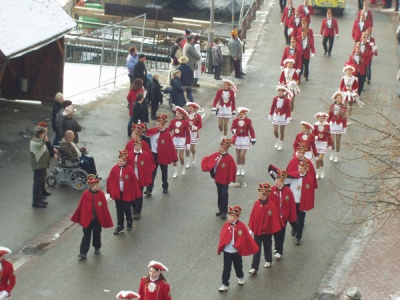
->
[0, 0, 76, 59]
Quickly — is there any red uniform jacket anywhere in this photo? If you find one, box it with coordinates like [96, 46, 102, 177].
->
[218, 220, 259, 256]
[357, 9, 373, 27]
[348, 51, 373, 76]
[187, 113, 203, 137]
[286, 157, 318, 189]
[201, 152, 236, 185]
[127, 150, 156, 187]
[299, 4, 314, 24]
[146, 128, 178, 165]
[296, 27, 315, 43]
[269, 186, 297, 224]
[288, 171, 317, 211]
[231, 117, 256, 139]
[212, 89, 236, 110]
[279, 68, 300, 86]
[351, 19, 372, 42]
[281, 6, 295, 27]
[167, 118, 191, 145]
[270, 96, 292, 118]
[71, 190, 114, 228]
[125, 137, 152, 159]
[127, 88, 144, 116]
[359, 41, 373, 64]
[296, 35, 315, 59]
[328, 102, 347, 128]
[0, 260, 16, 295]
[312, 122, 332, 146]
[320, 18, 339, 37]
[138, 277, 171, 300]
[293, 132, 318, 157]
[288, 15, 303, 38]
[281, 46, 303, 70]
[248, 199, 284, 235]
[107, 164, 142, 201]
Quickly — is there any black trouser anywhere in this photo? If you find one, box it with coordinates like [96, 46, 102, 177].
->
[357, 73, 366, 96]
[213, 64, 221, 79]
[279, 0, 287, 12]
[222, 251, 244, 286]
[290, 203, 306, 239]
[322, 36, 334, 55]
[128, 74, 134, 85]
[366, 61, 372, 82]
[132, 186, 144, 214]
[251, 234, 272, 270]
[151, 100, 159, 118]
[216, 183, 229, 215]
[80, 218, 101, 254]
[284, 26, 290, 45]
[273, 224, 287, 255]
[301, 56, 310, 80]
[115, 197, 133, 228]
[231, 58, 241, 77]
[33, 168, 46, 205]
[80, 155, 97, 175]
[147, 152, 169, 193]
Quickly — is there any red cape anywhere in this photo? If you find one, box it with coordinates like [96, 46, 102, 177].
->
[269, 186, 297, 223]
[286, 157, 318, 189]
[125, 137, 153, 162]
[248, 200, 284, 235]
[71, 190, 114, 228]
[127, 150, 156, 187]
[146, 128, 178, 165]
[106, 164, 142, 201]
[201, 152, 236, 185]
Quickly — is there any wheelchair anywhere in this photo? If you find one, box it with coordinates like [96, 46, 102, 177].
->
[46, 156, 88, 190]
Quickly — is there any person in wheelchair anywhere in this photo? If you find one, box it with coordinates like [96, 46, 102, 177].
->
[59, 130, 97, 175]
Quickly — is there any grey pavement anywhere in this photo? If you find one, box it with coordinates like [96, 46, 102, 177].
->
[0, 0, 399, 299]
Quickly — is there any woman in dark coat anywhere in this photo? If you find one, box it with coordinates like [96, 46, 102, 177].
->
[147, 74, 163, 120]
[132, 93, 149, 124]
[170, 70, 186, 108]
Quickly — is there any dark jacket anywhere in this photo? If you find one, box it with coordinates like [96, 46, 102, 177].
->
[147, 78, 163, 105]
[177, 63, 193, 86]
[51, 101, 63, 132]
[59, 139, 80, 161]
[171, 77, 186, 107]
[62, 117, 81, 144]
[133, 61, 148, 88]
[132, 100, 149, 124]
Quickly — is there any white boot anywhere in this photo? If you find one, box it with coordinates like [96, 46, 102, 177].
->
[181, 163, 185, 175]
[330, 152, 335, 161]
[277, 140, 283, 151]
[220, 131, 224, 140]
[185, 157, 191, 169]
[240, 166, 245, 176]
[334, 153, 339, 163]
[320, 167, 325, 178]
[316, 169, 320, 179]
[236, 165, 241, 176]
[192, 154, 196, 165]
[274, 139, 279, 149]
[173, 166, 178, 178]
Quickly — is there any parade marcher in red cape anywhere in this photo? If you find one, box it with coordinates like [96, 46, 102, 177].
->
[71, 174, 113, 258]
[125, 123, 152, 160]
[312, 113, 332, 179]
[286, 142, 317, 187]
[185, 102, 203, 168]
[279, 56, 300, 112]
[288, 7, 303, 39]
[231, 107, 256, 176]
[217, 205, 259, 292]
[299, 0, 314, 25]
[296, 27, 315, 82]
[339, 62, 359, 120]
[144, 114, 178, 195]
[127, 140, 156, 220]
[167, 106, 191, 179]
[116, 290, 140, 299]
[267, 169, 297, 259]
[320, 9, 339, 56]
[269, 85, 292, 151]
[201, 139, 237, 220]
[248, 183, 284, 274]
[280, 0, 295, 45]
[107, 150, 141, 235]
[212, 79, 237, 140]
[0, 247, 16, 300]
[138, 260, 172, 300]
[285, 159, 317, 246]
[292, 121, 317, 160]
[328, 91, 347, 163]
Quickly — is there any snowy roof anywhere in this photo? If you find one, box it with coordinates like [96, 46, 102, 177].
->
[0, 0, 76, 59]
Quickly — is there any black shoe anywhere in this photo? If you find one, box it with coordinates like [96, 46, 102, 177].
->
[163, 188, 168, 194]
[216, 211, 222, 216]
[151, 115, 158, 120]
[133, 213, 141, 220]
[240, 72, 246, 76]
[144, 189, 151, 195]
[328, 52, 331, 56]
[127, 222, 133, 231]
[291, 228, 296, 236]
[235, 76, 244, 79]
[32, 203, 47, 208]
[78, 252, 87, 258]
[221, 214, 227, 220]
[42, 191, 52, 196]
[42, 195, 47, 199]
[40, 200, 48, 205]
[94, 248, 100, 254]
[295, 238, 301, 246]
[114, 226, 124, 235]
[324, 51, 327, 55]
[216, 77, 222, 80]
[305, 77, 308, 81]
[367, 80, 371, 84]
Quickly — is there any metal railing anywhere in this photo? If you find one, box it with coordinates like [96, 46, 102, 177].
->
[240, 0, 263, 40]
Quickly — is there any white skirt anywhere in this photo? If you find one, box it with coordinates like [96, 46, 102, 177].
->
[315, 141, 328, 154]
[234, 136, 251, 149]
[190, 131, 199, 144]
[173, 137, 186, 149]
[330, 122, 345, 134]
[305, 151, 313, 160]
[217, 105, 233, 118]
[272, 113, 288, 126]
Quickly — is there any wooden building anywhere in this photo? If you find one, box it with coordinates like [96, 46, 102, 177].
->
[0, 0, 76, 103]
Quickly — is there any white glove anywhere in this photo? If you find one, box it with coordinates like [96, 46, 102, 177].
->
[311, 53, 315, 58]
[0, 291, 9, 300]
[343, 128, 347, 134]
[186, 144, 191, 151]
[191, 125, 197, 131]
[212, 108, 217, 115]
[336, 34, 339, 39]
[286, 118, 291, 125]
[249, 229, 253, 235]
[372, 45, 378, 52]
[280, 22, 283, 26]
[268, 115, 272, 121]
[280, 65, 283, 71]
[296, 69, 301, 74]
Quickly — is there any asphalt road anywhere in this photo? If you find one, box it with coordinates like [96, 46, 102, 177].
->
[1, 1, 398, 299]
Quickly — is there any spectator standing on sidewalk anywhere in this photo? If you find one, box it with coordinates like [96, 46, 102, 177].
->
[170, 37, 183, 72]
[147, 74, 163, 120]
[127, 78, 144, 136]
[132, 93, 149, 125]
[183, 35, 201, 75]
[51, 92, 64, 146]
[0, 246, 16, 300]
[170, 70, 186, 108]
[71, 175, 113, 259]
[126, 46, 138, 85]
[133, 54, 148, 89]
[176, 56, 194, 102]
[228, 29, 243, 79]
[193, 35, 202, 87]
[61, 105, 81, 144]
[212, 38, 223, 80]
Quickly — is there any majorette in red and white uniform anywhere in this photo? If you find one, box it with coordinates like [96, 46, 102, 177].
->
[185, 102, 203, 144]
[339, 63, 359, 103]
[292, 122, 317, 160]
[328, 91, 347, 135]
[231, 107, 256, 150]
[312, 113, 332, 154]
[279, 56, 300, 95]
[212, 79, 236, 118]
[138, 261, 171, 300]
[269, 85, 292, 126]
[166, 106, 191, 150]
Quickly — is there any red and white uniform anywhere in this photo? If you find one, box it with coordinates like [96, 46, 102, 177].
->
[201, 152, 236, 185]
[107, 164, 142, 201]
[127, 150, 156, 187]
[297, 34, 315, 59]
[351, 19, 372, 42]
[0, 260, 16, 299]
[269, 186, 297, 224]
[312, 121, 332, 154]
[248, 199, 284, 235]
[299, 4, 314, 25]
[167, 118, 191, 150]
[288, 14, 302, 38]
[187, 112, 203, 144]
[280, 46, 303, 70]
[126, 137, 152, 156]
[212, 89, 236, 118]
[281, 6, 294, 27]
[270, 95, 292, 125]
[286, 157, 318, 189]
[320, 17, 339, 37]
[293, 132, 317, 159]
[296, 27, 315, 42]
[328, 102, 347, 134]
[138, 277, 172, 300]
[146, 128, 178, 165]
[231, 117, 256, 149]
[357, 9, 373, 27]
[349, 50, 374, 76]
[339, 75, 359, 103]
[279, 67, 300, 95]
[285, 171, 317, 211]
